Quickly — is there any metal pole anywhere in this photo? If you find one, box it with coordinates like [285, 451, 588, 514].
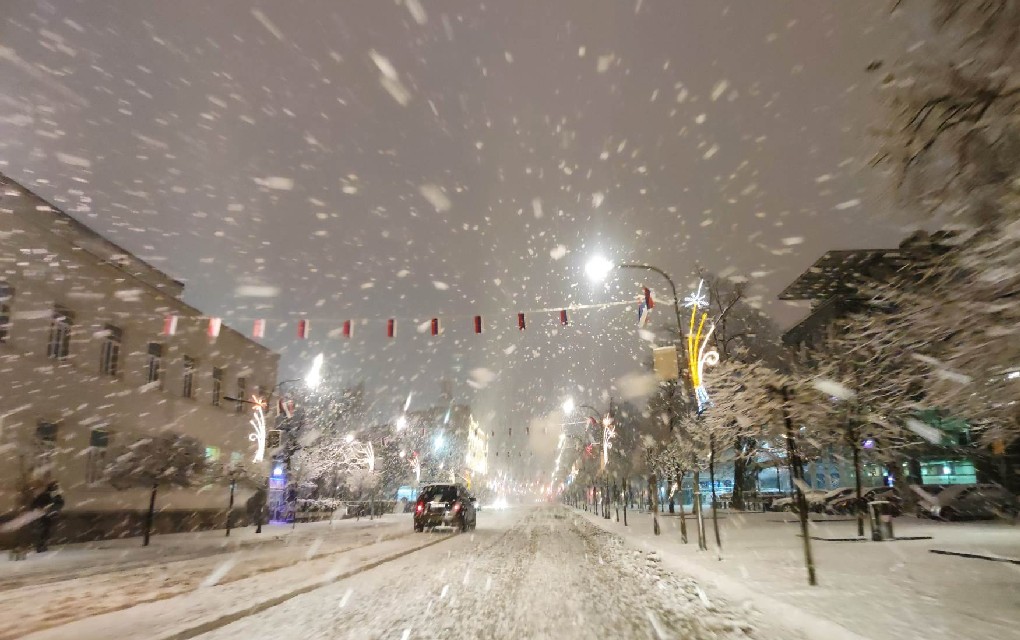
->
[619, 263, 707, 550]
[709, 433, 721, 551]
[225, 477, 236, 537]
[623, 478, 628, 526]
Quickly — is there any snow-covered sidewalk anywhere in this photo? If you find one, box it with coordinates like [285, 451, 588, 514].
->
[0, 515, 406, 589]
[2, 515, 413, 639]
[579, 507, 1020, 640]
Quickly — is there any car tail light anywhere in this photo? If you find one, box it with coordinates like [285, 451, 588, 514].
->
[452, 502, 462, 513]
[415, 501, 424, 514]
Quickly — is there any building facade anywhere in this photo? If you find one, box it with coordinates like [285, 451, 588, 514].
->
[778, 231, 982, 489]
[0, 173, 279, 543]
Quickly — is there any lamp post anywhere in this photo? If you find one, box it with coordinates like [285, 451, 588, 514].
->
[222, 354, 322, 534]
[586, 257, 708, 549]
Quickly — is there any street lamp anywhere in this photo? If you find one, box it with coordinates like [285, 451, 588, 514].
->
[562, 397, 575, 414]
[585, 255, 615, 282]
[584, 254, 708, 547]
[305, 353, 324, 389]
[396, 415, 408, 431]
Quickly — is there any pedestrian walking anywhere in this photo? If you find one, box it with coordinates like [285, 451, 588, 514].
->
[246, 487, 267, 533]
[31, 481, 64, 553]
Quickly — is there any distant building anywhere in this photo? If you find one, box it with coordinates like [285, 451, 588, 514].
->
[779, 230, 953, 348]
[0, 173, 279, 543]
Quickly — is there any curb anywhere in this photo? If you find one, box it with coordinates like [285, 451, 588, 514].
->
[929, 549, 1020, 565]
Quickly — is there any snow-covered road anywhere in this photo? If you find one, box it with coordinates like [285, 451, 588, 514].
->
[195, 506, 762, 640]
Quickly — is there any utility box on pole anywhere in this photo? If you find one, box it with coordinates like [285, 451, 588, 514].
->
[653, 345, 679, 381]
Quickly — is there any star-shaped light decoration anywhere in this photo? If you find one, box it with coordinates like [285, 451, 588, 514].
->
[683, 279, 710, 309]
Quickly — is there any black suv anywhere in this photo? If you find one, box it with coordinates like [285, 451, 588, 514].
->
[414, 483, 477, 532]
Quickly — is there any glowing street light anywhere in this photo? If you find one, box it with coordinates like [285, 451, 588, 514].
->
[344, 433, 355, 443]
[396, 415, 408, 431]
[585, 255, 615, 283]
[305, 353, 324, 389]
[562, 397, 575, 414]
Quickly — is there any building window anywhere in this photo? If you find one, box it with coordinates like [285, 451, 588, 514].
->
[99, 325, 122, 376]
[235, 377, 247, 414]
[182, 355, 196, 398]
[146, 342, 163, 386]
[46, 306, 73, 360]
[205, 445, 221, 462]
[212, 367, 224, 406]
[35, 421, 58, 472]
[85, 428, 110, 484]
[0, 282, 12, 344]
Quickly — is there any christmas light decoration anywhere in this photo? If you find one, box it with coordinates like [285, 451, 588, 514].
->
[684, 279, 719, 413]
[249, 395, 267, 463]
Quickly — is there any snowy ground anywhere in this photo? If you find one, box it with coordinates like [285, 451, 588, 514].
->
[11, 505, 1016, 640]
[16, 506, 790, 640]
[578, 506, 1020, 640]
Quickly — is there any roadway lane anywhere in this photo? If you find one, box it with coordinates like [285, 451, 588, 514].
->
[197, 505, 763, 640]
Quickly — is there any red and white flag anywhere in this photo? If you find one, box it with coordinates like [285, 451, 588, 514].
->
[207, 317, 222, 338]
[342, 320, 353, 339]
[162, 315, 178, 336]
[252, 319, 266, 339]
[297, 319, 310, 339]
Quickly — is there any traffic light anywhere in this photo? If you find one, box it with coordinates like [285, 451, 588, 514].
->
[266, 429, 282, 449]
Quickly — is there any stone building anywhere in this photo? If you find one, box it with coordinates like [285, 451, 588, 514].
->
[0, 172, 279, 543]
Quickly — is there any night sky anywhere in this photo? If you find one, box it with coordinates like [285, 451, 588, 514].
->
[0, 1, 914, 480]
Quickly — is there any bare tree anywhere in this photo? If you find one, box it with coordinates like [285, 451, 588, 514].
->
[104, 432, 206, 546]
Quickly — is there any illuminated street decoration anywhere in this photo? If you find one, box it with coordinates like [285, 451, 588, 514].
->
[249, 395, 267, 463]
[684, 280, 719, 413]
[465, 416, 489, 475]
[409, 451, 421, 483]
[601, 415, 616, 471]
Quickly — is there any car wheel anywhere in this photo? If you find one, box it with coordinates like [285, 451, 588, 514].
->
[782, 504, 793, 512]
[414, 523, 424, 532]
[940, 508, 958, 522]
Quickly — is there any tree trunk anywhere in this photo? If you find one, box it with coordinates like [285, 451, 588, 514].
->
[143, 482, 158, 547]
[649, 474, 661, 535]
[676, 471, 688, 544]
[848, 420, 864, 538]
[779, 385, 817, 586]
[732, 436, 747, 510]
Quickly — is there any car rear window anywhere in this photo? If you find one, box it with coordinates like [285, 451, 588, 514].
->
[420, 486, 457, 502]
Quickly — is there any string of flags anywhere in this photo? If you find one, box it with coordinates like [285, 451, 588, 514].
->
[159, 290, 659, 341]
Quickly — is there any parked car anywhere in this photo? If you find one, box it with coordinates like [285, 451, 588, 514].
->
[811, 487, 856, 513]
[916, 484, 1018, 521]
[770, 490, 826, 512]
[826, 486, 902, 515]
[413, 483, 478, 532]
